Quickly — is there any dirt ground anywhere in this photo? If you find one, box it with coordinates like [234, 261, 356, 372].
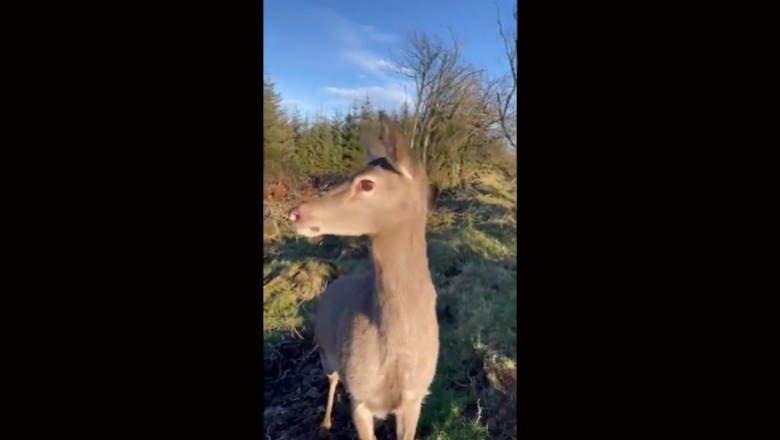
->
[263, 338, 398, 440]
[263, 336, 516, 440]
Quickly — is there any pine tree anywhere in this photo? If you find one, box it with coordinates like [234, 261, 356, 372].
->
[358, 95, 376, 132]
[312, 111, 335, 175]
[341, 100, 365, 172]
[288, 106, 306, 147]
[293, 115, 319, 176]
[329, 108, 345, 173]
[263, 77, 293, 182]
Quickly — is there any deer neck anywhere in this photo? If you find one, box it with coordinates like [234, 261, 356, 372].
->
[369, 219, 435, 333]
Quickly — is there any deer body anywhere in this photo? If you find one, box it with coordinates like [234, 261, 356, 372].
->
[289, 114, 439, 440]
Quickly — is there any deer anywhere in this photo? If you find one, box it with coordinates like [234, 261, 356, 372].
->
[287, 113, 440, 440]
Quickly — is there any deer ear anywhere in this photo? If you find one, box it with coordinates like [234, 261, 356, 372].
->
[360, 131, 387, 163]
[379, 112, 414, 178]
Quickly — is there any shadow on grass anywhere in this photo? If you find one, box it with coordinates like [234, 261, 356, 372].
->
[262, 191, 517, 440]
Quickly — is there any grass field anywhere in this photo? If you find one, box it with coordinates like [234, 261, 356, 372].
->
[262, 170, 517, 439]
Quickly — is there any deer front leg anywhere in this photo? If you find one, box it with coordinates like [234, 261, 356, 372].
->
[395, 395, 423, 440]
[351, 401, 377, 440]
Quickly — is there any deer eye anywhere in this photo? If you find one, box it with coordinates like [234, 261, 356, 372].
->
[358, 179, 375, 192]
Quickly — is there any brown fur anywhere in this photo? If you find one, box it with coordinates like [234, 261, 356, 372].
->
[289, 114, 439, 439]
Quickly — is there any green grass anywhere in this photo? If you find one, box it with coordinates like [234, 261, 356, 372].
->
[262, 170, 517, 439]
[263, 259, 337, 346]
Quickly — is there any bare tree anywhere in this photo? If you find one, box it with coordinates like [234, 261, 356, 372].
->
[395, 32, 468, 162]
[390, 29, 516, 189]
[495, 2, 518, 151]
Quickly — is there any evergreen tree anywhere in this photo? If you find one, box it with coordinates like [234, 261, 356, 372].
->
[288, 106, 306, 147]
[329, 108, 346, 173]
[263, 77, 293, 182]
[358, 95, 376, 132]
[293, 114, 318, 175]
[341, 100, 365, 172]
[312, 111, 335, 174]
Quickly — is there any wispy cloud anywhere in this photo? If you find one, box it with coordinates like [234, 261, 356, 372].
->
[312, 8, 405, 80]
[313, 8, 397, 47]
[357, 24, 397, 44]
[310, 8, 415, 113]
[324, 52, 415, 111]
[342, 50, 401, 78]
[323, 82, 414, 109]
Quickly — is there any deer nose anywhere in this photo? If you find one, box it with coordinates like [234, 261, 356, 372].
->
[288, 208, 300, 222]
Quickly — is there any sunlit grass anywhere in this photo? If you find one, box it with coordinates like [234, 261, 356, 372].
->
[262, 169, 517, 438]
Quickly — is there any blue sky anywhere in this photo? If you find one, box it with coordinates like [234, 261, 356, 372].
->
[263, 0, 516, 118]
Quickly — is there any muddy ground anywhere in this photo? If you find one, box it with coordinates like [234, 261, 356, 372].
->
[263, 338, 398, 440]
[263, 336, 516, 440]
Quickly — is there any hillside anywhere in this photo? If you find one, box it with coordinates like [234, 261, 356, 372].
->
[262, 170, 517, 439]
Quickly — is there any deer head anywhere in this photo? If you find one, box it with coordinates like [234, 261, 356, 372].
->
[288, 113, 429, 238]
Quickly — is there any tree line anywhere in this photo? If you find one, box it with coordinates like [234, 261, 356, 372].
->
[263, 6, 517, 191]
